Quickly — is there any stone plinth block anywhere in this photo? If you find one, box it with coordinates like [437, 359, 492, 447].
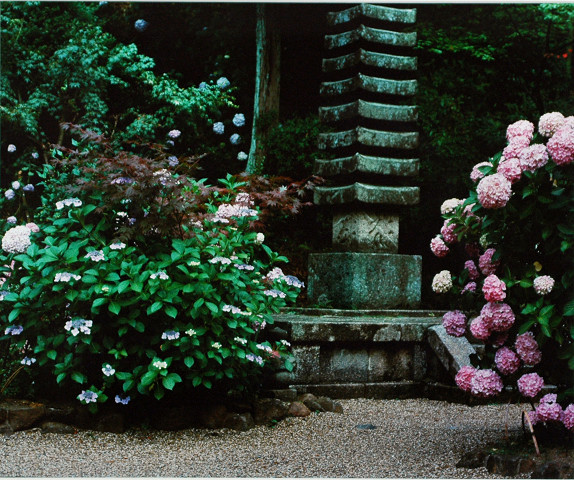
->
[333, 212, 399, 253]
[427, 325, 476, 378]
[308, 252, 421, 309]
[319, 101, 418, 124]
[318, 127, 419, 150]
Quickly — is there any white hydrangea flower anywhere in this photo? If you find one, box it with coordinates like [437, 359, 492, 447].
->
[11, 181, 20, 190]
[56, 198, 82, 210]
[64, 318, 93, 336]
[7, 144, 16, 153]
[102, 364, 115, 376]
[2, 225, 32, 253]
[150, 271, 169, 280]
[54, 272, 82, 282]
[109, 242, 126, 250]
[21, 357, 36, 366]
[85, 250, 105, 262]
[432, 270, 453, 293]
[153, 361, 168, 370]
[78, 390, 98, 403]
[255, 233, 265, 244]
[232, 113, 245, 127]
[213, 122, 225, 135]
[237, 151, 248, 161]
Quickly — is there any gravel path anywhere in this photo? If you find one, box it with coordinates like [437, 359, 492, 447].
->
[0, 398, 531, 478]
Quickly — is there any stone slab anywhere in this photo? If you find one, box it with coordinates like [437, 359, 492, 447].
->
[320, 74, 417, 97]
[318, 127, 419, 150]
[307, 252, 421, 309]
[313, 183, 419, 206]
[427, 325, 476, 378]
[319, 101, 418, 123]
[333, 212, 399, 253]
[325, 25, 417, 50]
[327, 4, 416, 26]
[314, 155, 419, 177]
[323, 49, 417, 72]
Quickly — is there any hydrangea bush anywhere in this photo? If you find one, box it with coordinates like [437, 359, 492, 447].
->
[0, 134, 309, 412]
[430, 112, 574, 435]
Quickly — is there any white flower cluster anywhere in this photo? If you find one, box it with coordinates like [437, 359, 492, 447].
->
[432, 270, 453, 293]
[153, 360, 168, 370]
[223, 304, 252, 316]
[256, 343, 273, 354]
[21, 356, 36, 366]
[2, 225, 32, 253]
[255, 233, 265, 244]
[209, 256, 232, 265]
[234, 263, 255, 271]
[64, 318, 93, 336]
[102, 364, 115, 377]
[115, 395, 130, 405]
[78, 390, 98, 403]
[85, 250, 105, 262]
[232, 113, 245, 127]
[56, 198, 82, 210]
[264, 289, 286, 299]
[212, 342, 222, 349]
[237, 151, 248, 161]
[234, 337, 247, 345]
[161, 330, 180, 340]
[440, 198, 464, 215]
[150, 271, 169, 280]
[246, 353, 264, 365]
[109, 242, 126, 250]
[5, 325, 23, 335]
[213, 203, 258, 223]
[55, 272, 81, 282]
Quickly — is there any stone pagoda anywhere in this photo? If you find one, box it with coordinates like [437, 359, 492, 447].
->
[308, 3, 421, 310]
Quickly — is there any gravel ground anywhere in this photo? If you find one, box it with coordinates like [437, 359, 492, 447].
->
[0, 398, 532, 478]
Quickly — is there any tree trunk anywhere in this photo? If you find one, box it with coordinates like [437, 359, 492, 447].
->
[246, 4, 281, 174]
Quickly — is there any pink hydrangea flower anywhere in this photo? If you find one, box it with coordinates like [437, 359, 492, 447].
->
[494, 347, 521, 375]
[25, 222, 40, 233]
[506, 119, 535, 142]
[479, 248, 499, 276]
[470, 316, 490, 341]
[470, 162, 493, 183]
[442, 310, 467, 337]
[563, 116, 574, 129]
[538, 112, 565, 137]
[440, 198, 464, 215]
[430, 236, 449, 258]
[536, 397, 563, 422]
[563, 404, 574, 430]
[515, 331, 542, 366]
[518, 144, 549, 172]
[440, 220, 458, 244]
[503, 136, 530, 159]
[517, 372, 544, 398]
[482, 274, 506, 302]
[455, 365, 477, 392]
[547, 125, 574, 166]
[497, 157, 522, 184]
[476, 173, 512, 209]
[461, 282, 477, 294]
[470, 369, 503, 398]
[533, 275, 555, 295]
[464, 260, 480, 280]
[526, 410, 539, 426]
[480, 302, 515, 332]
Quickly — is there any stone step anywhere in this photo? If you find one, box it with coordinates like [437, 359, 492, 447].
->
[321, 74, 417, 96]
[427, 325, 476, 378]
[323, 49, 417, 72]
[325, 25, 417, 50]
[318, 127, 419, 150]
[319, 100, 418, 123]
[314, 154, 419, 177]
[327, 4, 416, 26]
[314, 182, 419, 206]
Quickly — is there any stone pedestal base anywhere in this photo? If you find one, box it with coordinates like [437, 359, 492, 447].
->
[308, 252, 421, 309]
[333, 212, 398, 253]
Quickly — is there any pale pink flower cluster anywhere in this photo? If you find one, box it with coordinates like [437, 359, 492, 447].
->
[455, 365, 476, 392]
[442, 310, 467, 337]
[547, 124, 574, 166]
[476, 173, 512, 209]
[464, 260, 479, 280]
[494, 347, 521, 375]
[440, 198, 463, 215]
[515, 331, 542, 365]
[213, 203, 258, 223]
[470, 369, 504, 398]
[470, 162, 492, 183]
[430, 236, 449, 257]
[503, 135, 530, 159]
[440, 220, 457, 244]
[461, 282, 477, 294]
[536, 394, 564, 422]
[482, 274, 506, 302]
[564, 404, 574, 430]
[518, 144, 548, 172]
[469, 316, 490, 340]
[533, 275, 555, 295]
[431, 270, 452, 293]
[496, 157, 522, 183]
[506, 119, 535, 142]
[481, 302, 515, 332]
[26, 222, 40, 233]
[538, 112, 564, 137]
[517, 372, 544, 398]
[479, 248, 499, 275]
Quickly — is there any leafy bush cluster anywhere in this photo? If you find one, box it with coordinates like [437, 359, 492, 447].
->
[0, 130, 316, 411]
[430, 112, 574, 432]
